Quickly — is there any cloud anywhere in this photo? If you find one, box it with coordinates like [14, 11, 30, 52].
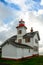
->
[5, 0, 27, 11]
[39, 47, 43, 55]
[38, 9, 43, 15]
[40, 0, 43, 5]
[5, 0, 42, 11]
[0, 20, 18, 45]
[0, 2, 19, 44]
[25, 0, 42, 11]
[0, 41, 2, 45]
[5, 0, 25, 6]
[0, 2, 13, 22]
[9, 3, 21, 10]
[1, 0, 42, 12]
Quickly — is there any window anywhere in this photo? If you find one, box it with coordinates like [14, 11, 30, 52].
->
[25, 38, 30, 42]
[18, 39, 22, 43]
[18, 30, 22, 34]
[34, 46, 38, 51]
[35, 39, 38, 43]
[29, 49, 30, 53]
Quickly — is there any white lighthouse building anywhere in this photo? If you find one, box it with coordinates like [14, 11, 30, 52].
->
[1, 19, 40, 60]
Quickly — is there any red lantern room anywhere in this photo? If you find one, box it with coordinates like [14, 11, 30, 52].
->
[16, 19, 27, 29]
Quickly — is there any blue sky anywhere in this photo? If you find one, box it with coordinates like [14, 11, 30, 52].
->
[0, 0, 43, 54]
[33, 0, 41, 2]
[0, 0, 43, 24]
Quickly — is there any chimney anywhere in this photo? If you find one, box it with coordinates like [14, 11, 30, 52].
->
[30, 27, 33, 32]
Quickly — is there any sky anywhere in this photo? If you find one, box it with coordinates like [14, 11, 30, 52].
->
[0, 0, 43, 55]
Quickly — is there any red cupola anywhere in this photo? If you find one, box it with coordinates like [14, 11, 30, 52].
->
[16, 19, 27, 29]
[19, 23, 25, 27]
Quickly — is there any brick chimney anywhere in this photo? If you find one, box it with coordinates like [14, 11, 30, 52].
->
[30, 27, 33, 32]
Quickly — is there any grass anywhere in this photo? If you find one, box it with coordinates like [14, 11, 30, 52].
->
[0, 56, 43, 65]
[0, 53, 1, 58]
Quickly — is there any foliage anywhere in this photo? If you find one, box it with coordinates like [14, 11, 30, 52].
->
[0, 56, 43, 65]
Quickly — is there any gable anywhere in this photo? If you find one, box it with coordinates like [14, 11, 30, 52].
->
[23, 31, 40, 40]
[2, 43, 16, 49]
[34, 33, 38, 39]
[34, 31, 40, 40]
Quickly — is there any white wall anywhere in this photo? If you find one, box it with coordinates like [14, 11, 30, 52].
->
[2, 43, 33, 59]
[34, 33, 39, 46]
[2, 43, 17, 59]
[17, 48, 23, 58]
[17, 48, 33, 58]
[23, 49, 33, 57]
[16, 27, 27, 43]
[33, 34, 39, 55]
[17, 27, 26, 36]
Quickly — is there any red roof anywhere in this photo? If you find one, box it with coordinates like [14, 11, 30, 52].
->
[16, 23, 27, 29]
[19, 23, 25, 26]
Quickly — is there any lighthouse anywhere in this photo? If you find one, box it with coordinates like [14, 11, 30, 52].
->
[1, 19, 40, 59]
[16, 19, 27, 43]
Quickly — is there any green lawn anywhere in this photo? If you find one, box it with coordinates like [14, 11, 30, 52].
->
[0, 56, 43, 65]
[0, 54, 1, 58]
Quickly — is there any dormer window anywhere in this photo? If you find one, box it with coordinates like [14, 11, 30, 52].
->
[25, 38, 30, 43]
[18, 39, 22, 43]
[18, 30, 22, 34]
